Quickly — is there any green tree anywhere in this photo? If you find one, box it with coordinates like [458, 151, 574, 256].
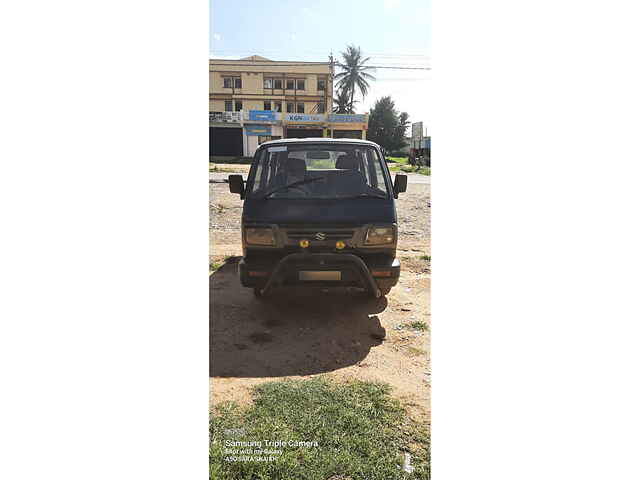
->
[366, 96, 409, 153]
[334, 45, 376, 110]
[333, 86, 357, 114]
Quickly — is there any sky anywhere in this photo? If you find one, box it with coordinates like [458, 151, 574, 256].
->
[210, 0, 431, 130]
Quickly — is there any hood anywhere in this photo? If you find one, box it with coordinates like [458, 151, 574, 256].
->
[242, 198, 396, 225]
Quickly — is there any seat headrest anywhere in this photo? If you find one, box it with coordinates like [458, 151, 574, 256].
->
[336, 154, 359, 170]
[286, 157, 307, 177]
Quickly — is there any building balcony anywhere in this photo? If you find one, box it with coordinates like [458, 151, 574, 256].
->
[209, 110, 369, 128]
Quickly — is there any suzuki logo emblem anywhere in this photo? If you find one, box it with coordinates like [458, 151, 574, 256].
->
[315, 232, 326, 241]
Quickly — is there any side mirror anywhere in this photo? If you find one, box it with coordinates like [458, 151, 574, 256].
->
[228, 174, 245, 198]
[393, 174, 407, 198]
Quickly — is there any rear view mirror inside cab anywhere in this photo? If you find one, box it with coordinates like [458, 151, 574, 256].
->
[306, 151, 331, 160]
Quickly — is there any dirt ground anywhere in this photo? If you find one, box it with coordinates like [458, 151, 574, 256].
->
[209, 167, 431, 424]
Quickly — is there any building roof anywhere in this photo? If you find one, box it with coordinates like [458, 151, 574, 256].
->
[239, 55, 272, 61]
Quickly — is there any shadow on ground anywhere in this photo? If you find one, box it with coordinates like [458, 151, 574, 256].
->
[210, 257, 388, 378]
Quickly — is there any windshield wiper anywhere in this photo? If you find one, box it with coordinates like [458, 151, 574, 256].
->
[260, 177, 326, 198]
[339, 193, 388, 199]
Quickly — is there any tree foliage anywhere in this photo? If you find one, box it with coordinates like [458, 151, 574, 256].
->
[366, 96, 410, 153]
[333, 86, 356, 114]
[334, 45, 376, 110]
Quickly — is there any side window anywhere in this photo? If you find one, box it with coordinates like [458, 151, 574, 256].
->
[296, 103, 304, 113]
[224, 100, 232, 111]
[234, 77, 242, 88]
[274, 79, 282, 89]
[263, 78, 273, 89]
[296, 79, 305, 90]
[286, 79, 295, 90]
[253, 164, 263, 191]
[286, 102, 294, 113]
[370, 149, 387, 190]
[223, 78, 232, 88]
[234, 100, 242, 112]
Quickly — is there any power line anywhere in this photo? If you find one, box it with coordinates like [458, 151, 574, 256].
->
[210, 48, 428, 58]
[209, 62, 430, 70]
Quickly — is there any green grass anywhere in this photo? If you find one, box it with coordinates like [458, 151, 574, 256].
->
[385, 156, 409, 165]
[210, 156, 254, 164]
[420, 255, 431, 261]
[408, 321, 429, 332]
[210, 377, 430, 479]
[389, 163, 430, 176]
[209, 262, 222, 272]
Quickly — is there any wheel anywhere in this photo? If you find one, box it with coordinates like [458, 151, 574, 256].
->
[378, 287, 392, 296]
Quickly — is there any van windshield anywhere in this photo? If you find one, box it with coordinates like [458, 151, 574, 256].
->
[248, 144, 390, 199]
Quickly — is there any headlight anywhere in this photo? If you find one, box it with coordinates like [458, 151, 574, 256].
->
[364, 226, 395, 245]
[245, 227, 275, 246]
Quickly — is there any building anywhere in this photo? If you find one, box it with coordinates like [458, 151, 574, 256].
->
[209, 56, 369, 157]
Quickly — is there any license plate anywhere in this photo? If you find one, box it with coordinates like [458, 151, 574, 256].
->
[299, 271, 341, 281]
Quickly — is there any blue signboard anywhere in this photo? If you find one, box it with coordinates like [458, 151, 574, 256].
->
[248, 110, 276, 122]
[328, 114, 366, 123]
[245, 125, 272, 136]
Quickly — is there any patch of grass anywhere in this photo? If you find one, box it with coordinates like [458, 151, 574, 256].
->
[405, 346, 427, 357]
[386, 156, 409, 165]
[210, 156, 253, 164]
[209, 262, 222, 272]
[210, 377, 430, 479]
[420, 255, 431, 261]
[389, 164, 430, 176]
[408, 321, 429, 331]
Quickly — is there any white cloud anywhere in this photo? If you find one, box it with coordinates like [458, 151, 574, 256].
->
[212, 33, 221, 41]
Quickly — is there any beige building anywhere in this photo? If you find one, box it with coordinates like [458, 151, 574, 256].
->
[209, 56, 369, 157]
[210, 55, 332, 116]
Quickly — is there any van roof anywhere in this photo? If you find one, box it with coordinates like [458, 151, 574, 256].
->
[259, 137, 381, 148]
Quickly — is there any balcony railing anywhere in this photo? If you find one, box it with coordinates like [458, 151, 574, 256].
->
[209, 111, 368, 125]
[209, 111, 242, 123]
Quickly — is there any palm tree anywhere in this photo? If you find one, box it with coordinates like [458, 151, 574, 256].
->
[332, 86, 357, 114]
[334, 45, 376, 111]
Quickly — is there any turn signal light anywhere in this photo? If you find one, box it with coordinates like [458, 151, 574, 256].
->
[299, 239, 310, 248]
[371, 270, 392, 277]
[248, 271, 269, 277]
[335, 240, 346, 250]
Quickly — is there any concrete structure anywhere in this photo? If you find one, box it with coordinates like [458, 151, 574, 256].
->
[209, 56, 369, 157]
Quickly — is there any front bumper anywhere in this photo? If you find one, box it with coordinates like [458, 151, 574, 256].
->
[239, 253, 400, 297]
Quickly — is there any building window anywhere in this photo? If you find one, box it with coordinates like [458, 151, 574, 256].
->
[318, 79, 326, 91]
[223, 78, 232, 88]
[316, 102, 325, 114]
[297, 103, 304, 113]
[264, 101, 271, 111]
[263, 78, 273, 89]
[235, 101, 242, 112]
[286, 79, 295, 90]
[274, 101, 282, 112]
[286, 102, 294, 113]
[234, 77, 242, 88]
[274, 79, 283, 89]
[296, 79, 305, 90]
[224, 100, 232, 111]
